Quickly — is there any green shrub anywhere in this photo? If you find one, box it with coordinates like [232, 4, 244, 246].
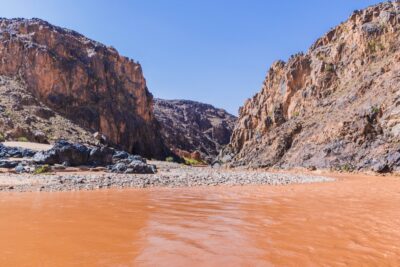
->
[368, 41, 375, 53]
[34, 165, 51, 175]
[4, 110, 11, 117]
[16, 137, 29, 142]
[325, 63, 335, 72]
[316, 53, 325, 61]
[165, 156, 174, 162]
[0, 133, 4, 142]
[292, 111, 300, 117]
[367, 40, 384, 53]
[371, 105, 380, 115]
[183, 157, 204, 166]
[341, 163, 354, 172]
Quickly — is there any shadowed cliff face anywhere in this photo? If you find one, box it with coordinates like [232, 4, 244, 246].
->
[154, 99, 236, 162]
[0, 18, 168, 158]
[222, 1, 400, 172]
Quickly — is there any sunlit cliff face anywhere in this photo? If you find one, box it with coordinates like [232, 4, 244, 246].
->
[222, 1, 400, 172]
[0, 18, 167, 158]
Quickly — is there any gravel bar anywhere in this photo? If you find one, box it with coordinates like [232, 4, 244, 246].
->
[0, 161, 334, 192]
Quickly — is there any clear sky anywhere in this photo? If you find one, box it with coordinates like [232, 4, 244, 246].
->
[0, 0, 382, 114]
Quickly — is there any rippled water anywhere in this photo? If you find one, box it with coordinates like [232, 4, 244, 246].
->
[0, 174, 399, 266]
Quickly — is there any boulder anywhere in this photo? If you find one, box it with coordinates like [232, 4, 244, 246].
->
[14, 164, 35, 174]
[111, 162, 127, 173]
[371, 159, 390, 173]
[33, 107, 55, 119]
[89, 146, 114, 166]
[190, 151, 202, 161]
[93, 132, 108, 145]
[15, 164, 25, 173]
[33, 131, 48, 144]
[126, 161, 156, 174]
[387, 151, 400, 167]
[0, 160, 20, 168]
[54, 141, 90, 166]
[33, 150, 59, 165]
[33, 140, 90, 166]
[0, 145, 35, 159]
[110, 160, 156, 174]
[112, 150, 130, 161]
[127, 155, 146, 163]
[110, 152, 156, 174]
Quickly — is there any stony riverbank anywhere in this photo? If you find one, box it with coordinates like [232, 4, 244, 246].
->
[0, 161, 333, 192]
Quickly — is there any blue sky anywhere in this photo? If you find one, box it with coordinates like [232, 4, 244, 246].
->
[0, 0, 382, 114]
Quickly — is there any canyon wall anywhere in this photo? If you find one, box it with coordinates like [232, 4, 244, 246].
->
[0, 18, 168, 158]
[154, 99, 236, 162]
[221, 1, 400, 172]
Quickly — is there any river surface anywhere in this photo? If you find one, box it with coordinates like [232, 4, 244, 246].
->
[0, 173, 399, 266]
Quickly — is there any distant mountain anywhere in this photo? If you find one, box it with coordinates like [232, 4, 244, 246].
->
[154, 99, 236, 162]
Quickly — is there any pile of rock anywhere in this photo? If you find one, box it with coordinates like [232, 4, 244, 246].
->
[0, 144, 36, 168]
[0, 143, 35, 159]
[0, 141, 156, 174]
[108, 151, 156, 174]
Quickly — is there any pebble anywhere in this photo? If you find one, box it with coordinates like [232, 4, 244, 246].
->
[0, 161, 334, 192]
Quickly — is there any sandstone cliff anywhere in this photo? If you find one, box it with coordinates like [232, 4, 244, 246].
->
[0, 18, 168, 158]
[221, 1, 400, 172]
[154, 99, 236, 162]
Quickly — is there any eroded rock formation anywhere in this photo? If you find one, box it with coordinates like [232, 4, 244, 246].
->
[221, 1, 400, 172]
[154, 99, 236, 162]
[0, 18, 168, 158]
[0, 75, 96, 144]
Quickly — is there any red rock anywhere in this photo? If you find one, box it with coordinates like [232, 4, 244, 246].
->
[221, 2, 400, 172]
[0, 18, 168, 159]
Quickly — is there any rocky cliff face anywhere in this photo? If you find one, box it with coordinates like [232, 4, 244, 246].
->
[0, 75, 95, 144]
[222, 1, 400, 172]
[154, 99, 236, 162]
[0, 18, 168, 158]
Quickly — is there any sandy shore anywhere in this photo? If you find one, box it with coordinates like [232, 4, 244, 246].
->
[2, 141, 53, 151]
[0, 161, 333, 192]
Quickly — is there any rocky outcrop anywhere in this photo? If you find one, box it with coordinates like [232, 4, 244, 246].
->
[154, 99, 236, 162]
[0, 75, 96, 144]
[0, 143, 35, 159]
[0, 140, 156, 174]
[0, 18, 168, 158]
[221, 1, 400, 172]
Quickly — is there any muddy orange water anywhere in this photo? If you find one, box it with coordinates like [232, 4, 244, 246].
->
[0, 174, 399, 266]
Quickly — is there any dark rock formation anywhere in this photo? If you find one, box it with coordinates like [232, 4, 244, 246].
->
[0, 160, 20, 168]
[154, 99, 236, 162]
[110, 161, 156, 174]
[33, 140, 90, 166]
[88, 147, 115, 166]
[0, 143, 35, 158]
[2, 140, 157, 174]
[221, 1, 400, 172]
[0, 18, 168, 159]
